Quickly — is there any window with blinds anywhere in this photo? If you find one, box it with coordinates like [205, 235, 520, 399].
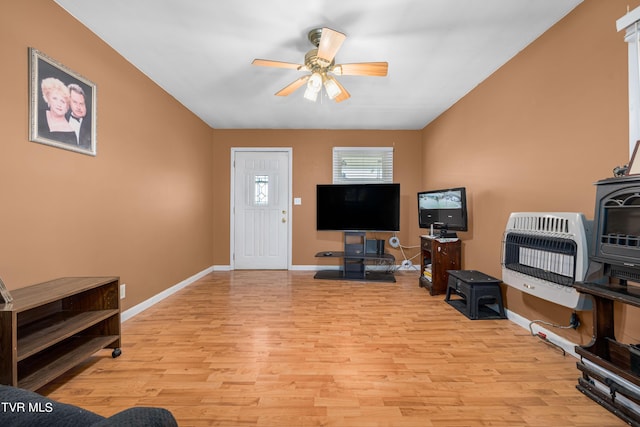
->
[332, 147, 393, 184]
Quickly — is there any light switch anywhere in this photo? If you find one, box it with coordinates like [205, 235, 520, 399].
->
[294, 197, 302, 205]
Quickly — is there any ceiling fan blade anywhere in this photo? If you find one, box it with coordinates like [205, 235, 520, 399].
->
[333, 62, 388, 77]
[275, 75, 310, 96]
[252, 59, 305, 70]
[317, 27, 346, 63]
[332, 79, 350, 103]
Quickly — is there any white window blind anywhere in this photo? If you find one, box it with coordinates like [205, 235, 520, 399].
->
[332, 147, 393, 184]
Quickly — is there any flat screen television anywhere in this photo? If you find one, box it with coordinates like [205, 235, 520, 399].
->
[316, 183, 400, 231]
[417, 187, 468, 233]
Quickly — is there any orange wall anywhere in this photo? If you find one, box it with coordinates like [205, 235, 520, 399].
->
[0, 0, 214, 310]
[4, 0, 640, 343]
[422, 0, 640, 343]
[211, 130, 423, 266]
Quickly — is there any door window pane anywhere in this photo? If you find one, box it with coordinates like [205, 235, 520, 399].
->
[255, 175, 269, 206]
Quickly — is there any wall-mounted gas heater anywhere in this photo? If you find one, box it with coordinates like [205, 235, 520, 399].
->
[501, 212, 592, 310]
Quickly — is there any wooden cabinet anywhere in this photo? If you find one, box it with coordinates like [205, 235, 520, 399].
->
[0, 277, 121, 391]
[574, 281, 640, 426]
[419, 235, 461, 295]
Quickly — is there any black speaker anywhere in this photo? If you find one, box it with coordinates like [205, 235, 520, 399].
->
[365, 239, 377, 255]
[366, 239, 385, 255]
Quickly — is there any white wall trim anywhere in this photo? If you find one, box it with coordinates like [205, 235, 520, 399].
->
[505, 308, 580, 359]
[617, 6, 640, 32]
[617, 7, 640, 157]
[121, 265, 215, 322]
[289, 264, 410, 271]
[289, 265, 339, 271]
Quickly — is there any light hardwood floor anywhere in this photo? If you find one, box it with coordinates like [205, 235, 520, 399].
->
[40, 271, 624, 426]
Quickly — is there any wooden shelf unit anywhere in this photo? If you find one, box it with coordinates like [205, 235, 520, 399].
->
[419, 235, 461, 295]
[574, 280, 640, 426]
[0, 277, 121, 391]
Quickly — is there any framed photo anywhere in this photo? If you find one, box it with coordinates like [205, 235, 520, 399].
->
[29, 48, 97, 156]
[628, 141, 640, 176]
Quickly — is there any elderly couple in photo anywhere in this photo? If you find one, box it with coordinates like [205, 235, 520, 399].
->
[38, 77, 91, 149]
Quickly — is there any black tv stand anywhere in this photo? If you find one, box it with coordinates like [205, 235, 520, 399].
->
[314, 232, 396, 282]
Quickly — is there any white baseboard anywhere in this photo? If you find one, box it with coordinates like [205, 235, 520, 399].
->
[289, 264, 414, 271]
[121, 265, 215, 322]
[289, 265, 336, 271]
[505, 308, 579, 359]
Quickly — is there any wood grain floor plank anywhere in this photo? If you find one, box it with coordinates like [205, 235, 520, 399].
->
[39, 271, 625, 426]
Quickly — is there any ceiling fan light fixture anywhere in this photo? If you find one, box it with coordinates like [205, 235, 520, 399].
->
[304, 72, 323, 101]
[307, 72, 322, 91]
[323, 76, 342, 100]
[253, 26, 384, 104]
[303, 85, 320, 102]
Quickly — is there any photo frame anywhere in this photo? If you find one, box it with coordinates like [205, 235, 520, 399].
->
[0, 277, 13, 304]
[628, 141, 640, 176]
[29, 48, 97, 156]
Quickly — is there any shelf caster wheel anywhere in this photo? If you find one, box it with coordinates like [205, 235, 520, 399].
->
[112, 348, 122, 358]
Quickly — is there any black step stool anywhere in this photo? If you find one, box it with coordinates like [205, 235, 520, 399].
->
[445, 270, 506, 320]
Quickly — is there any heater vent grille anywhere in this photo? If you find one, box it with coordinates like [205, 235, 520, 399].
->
[501, 212, 591, 310]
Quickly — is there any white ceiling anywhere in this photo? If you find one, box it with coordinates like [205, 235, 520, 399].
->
[53, 0, 582, 130]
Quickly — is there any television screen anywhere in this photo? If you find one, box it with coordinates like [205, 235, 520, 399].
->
[417, 187, 468, 231]
[317, 183, 400, 231]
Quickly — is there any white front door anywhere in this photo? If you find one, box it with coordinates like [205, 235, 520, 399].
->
[232, 150, 290, 269]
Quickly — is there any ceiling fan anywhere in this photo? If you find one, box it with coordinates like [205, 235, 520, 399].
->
[252, 27, 388, 103]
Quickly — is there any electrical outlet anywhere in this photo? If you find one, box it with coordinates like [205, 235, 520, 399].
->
[570, 312, 580, 329]
[120, 284, 126, 299]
